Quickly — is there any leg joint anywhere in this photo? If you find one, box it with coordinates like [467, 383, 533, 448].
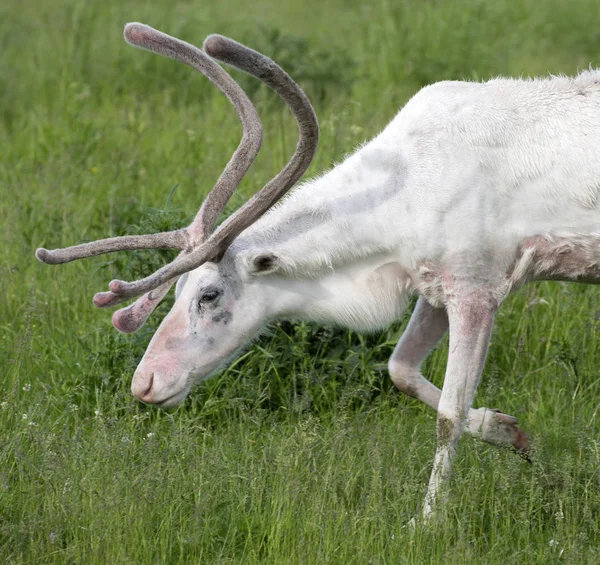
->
[436, 411, 464, 445]
[387, 358, 421, 397]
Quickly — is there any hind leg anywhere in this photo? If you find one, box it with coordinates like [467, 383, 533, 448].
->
[389, 297, 529, 453]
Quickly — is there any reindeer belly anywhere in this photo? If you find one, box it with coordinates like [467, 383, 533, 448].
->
[511, 233, 600, 285]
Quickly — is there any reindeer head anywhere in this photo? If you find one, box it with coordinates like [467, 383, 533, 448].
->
[36, 23, 319, 407]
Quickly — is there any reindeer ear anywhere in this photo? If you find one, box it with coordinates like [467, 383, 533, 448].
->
[247, 252, 281, 276]
[174, 273, 189, 300]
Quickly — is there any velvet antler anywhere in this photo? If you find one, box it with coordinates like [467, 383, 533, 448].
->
[36, 23, 319, 333]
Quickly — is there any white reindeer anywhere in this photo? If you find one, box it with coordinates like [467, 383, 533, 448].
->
[36, 23, 600, 521]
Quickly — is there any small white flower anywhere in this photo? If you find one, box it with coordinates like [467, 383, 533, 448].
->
[22, 383, 31, 392]
[22, 413, 28, 420]
[146, 432, 155, 439]
[69, 404, 78, 412]
[28, 421, 37, 427]
[555, 501, 564, 521]
[549, 539, 559, 548]
[94, 409, 102, 418]
[0, 402, 8, 410]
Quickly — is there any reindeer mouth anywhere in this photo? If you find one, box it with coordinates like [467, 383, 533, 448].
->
[154, 389, 188, 408]
[150, 378, 192, 408]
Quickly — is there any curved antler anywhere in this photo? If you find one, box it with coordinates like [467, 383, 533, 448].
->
[36, 23, 262, 264]
[35, 23, 319, 333]
[107, 33, 319, 298]
[35, 23, 264, 332]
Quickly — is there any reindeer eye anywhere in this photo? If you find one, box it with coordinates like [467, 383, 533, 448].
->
[198, 289, 221, 308]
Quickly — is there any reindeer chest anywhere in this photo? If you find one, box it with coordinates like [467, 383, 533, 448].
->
[410, 263, 450, 308]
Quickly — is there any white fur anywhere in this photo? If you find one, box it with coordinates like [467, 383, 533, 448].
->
[131, 71, 600, 520]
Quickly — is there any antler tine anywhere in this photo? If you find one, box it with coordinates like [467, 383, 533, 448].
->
[35, 22, 262, 268]
[35, 231, 188, 265]
[109, 34, 319, 298]
[91, 279, 175, 334]
[114, 281, 175, 333]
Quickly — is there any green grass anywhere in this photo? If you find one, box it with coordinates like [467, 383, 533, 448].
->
[2, 0, 600, 562]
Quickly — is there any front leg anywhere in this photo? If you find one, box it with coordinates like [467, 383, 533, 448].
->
[422, 294, 496, 521]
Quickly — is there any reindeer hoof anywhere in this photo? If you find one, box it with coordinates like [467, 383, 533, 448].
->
[493, 412, 532, 461]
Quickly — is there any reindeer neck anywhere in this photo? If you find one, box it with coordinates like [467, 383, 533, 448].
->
[229, 138, 410, 276]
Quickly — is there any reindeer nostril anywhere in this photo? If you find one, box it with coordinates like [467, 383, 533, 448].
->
[142, 373, 154, 399]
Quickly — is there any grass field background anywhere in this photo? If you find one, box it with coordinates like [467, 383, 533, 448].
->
[2, 0, 600, 562]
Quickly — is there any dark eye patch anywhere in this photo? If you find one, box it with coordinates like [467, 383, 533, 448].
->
[211, 311, 232, 325]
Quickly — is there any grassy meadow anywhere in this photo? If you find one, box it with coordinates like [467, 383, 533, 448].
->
[2, 0, 600, 562]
